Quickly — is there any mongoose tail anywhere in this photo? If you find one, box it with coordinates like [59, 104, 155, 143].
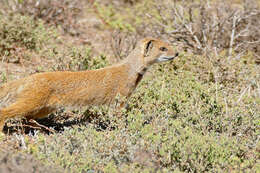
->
[0, 38, 178, 132]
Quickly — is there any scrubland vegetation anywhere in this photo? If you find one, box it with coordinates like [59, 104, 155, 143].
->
[0, 0, 259, 172]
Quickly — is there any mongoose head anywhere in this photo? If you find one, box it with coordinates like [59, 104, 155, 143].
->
[141, 38, 178, 67]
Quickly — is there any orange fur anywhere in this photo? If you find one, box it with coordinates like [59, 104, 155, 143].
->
[0, 38, 178, 131]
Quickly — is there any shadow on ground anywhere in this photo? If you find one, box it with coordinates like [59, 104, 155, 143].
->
[2, 110, 118, 135]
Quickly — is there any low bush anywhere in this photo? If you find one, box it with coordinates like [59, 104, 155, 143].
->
[0, 13, 56, 61]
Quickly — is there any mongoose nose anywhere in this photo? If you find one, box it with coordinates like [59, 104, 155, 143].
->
[175, 53, 179, 57]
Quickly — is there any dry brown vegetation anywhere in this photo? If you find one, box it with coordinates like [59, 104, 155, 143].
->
[0, 0, 259, 172]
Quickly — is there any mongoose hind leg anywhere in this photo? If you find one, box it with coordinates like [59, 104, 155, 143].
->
[24, 108, 56, 132]
[23, 108, 56, 133]
[26, 107, 55, 120]
[0, 99, 45, 132]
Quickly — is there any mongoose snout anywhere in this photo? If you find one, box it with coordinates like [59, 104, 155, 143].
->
[157, 52, 179, 62]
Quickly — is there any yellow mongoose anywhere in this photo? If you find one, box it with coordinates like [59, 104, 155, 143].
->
[0, 38, 178, 131]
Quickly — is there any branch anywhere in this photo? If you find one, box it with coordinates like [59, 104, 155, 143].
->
[228, 11, 239, 59]
[173, 7, 202, 50]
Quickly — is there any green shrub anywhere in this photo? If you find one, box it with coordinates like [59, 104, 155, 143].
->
[0, 13, 56, 58]
[51, 45, 109, 72]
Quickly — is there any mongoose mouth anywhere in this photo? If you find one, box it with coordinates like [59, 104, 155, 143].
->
[157, 53, 179, 62]
[169, 53, 179, 60]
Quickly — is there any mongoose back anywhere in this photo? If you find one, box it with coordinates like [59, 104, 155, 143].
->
[0, 38, 178, 131]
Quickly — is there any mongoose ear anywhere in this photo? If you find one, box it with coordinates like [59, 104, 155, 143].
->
[144, 40, 154, 57]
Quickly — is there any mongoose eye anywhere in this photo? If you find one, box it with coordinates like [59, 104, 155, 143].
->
[159, 47, 168, 51]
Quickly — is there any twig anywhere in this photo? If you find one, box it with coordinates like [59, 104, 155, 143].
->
[233, 50, 246, 60]
[15, 134, 27, 150]
[173, 7, 202, 50]
[236, 85, 250, 103]
[228, 11, 239, 60]
[28, 119, 56, 133]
